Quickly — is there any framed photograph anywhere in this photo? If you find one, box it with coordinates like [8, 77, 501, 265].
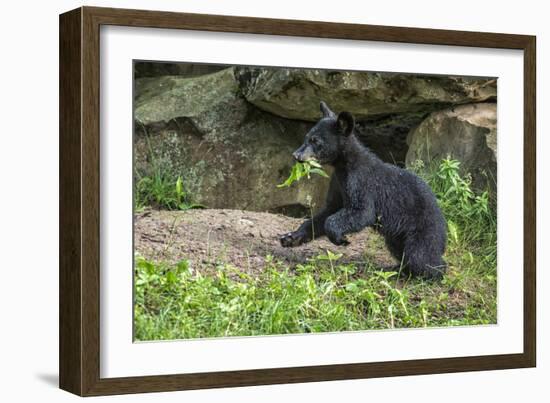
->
[59, 6, 536, 396]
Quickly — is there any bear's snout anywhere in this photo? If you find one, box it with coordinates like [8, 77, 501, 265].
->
[292, 144, 313, 162]
[292, 149, 303, 162]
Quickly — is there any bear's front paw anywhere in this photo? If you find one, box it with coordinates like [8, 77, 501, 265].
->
[280, 231, 306, 247]
[327, 233, 350, 246]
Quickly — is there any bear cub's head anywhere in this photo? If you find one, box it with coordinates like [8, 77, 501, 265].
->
[292, 101, 355, 166]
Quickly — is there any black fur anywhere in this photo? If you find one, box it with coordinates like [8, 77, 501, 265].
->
[280, 101, 447, 280]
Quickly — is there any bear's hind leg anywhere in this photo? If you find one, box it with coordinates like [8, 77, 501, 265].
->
[385, 236, 405, 262]
[402, 235, 446, 280]
[382, 236, 408, 273]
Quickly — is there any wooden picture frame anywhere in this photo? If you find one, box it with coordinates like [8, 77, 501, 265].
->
[59, 6, 536, 396]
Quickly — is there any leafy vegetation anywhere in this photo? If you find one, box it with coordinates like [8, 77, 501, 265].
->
[135, 127, 204, 211]
[411, 158, 496, 287]
[134, 158, 497, 340]
[277, 160, 329, 188]
[135, 171, 204, 211]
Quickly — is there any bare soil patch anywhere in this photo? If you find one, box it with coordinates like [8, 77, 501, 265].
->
[135, 209, 395, 275]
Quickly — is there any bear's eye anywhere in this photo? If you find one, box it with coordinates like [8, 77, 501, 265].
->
[310, 137, 319, 145]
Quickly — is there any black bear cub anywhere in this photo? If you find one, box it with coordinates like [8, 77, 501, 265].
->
[280, 101, 447, 280]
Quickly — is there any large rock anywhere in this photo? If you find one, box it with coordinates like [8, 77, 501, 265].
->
[405, 103, 497, 193]
[134, 64, 498, 214]
[236, 67, 497, 121]
[134, 68, 245, 130]
[134, 68, 329, 216]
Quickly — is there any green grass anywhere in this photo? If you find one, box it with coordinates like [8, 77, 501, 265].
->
[134, 158, 497, 340]
[135, 172, 204, 211]
[134, 127, 204, 211]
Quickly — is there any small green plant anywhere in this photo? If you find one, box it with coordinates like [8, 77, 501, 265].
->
[135, 126, 204, 211]
[277, 160, 329, 188]
[413, 157, 496, 257]
[277, 160, 328, 237]
[135, 172, 204, 211]
[428, 158, 491, 222]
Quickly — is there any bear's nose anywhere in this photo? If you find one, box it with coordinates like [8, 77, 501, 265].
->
[292, 150, 302, 162]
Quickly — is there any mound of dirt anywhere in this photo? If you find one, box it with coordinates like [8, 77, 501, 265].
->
[135, 209, 395, 275]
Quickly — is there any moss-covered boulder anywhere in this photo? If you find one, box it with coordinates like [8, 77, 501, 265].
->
[235, 67, 496, 121]
[134, 68, 329, 215]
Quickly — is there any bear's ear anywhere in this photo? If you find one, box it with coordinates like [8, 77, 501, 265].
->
[320, 101, 335, 118]
[336, 112, 355, 136]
